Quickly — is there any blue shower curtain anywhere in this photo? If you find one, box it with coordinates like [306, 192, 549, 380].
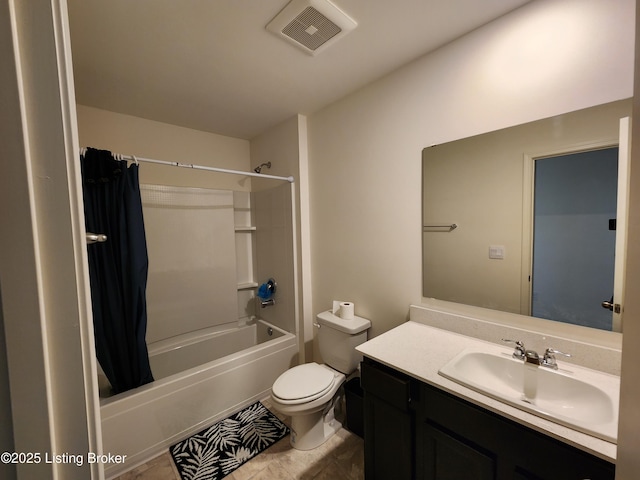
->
[81, 148, 154, 394]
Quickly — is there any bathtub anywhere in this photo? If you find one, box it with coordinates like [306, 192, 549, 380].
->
[99, 319, 297, 478]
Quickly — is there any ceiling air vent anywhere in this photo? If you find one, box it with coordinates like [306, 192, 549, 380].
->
[266, 0, 357, 56]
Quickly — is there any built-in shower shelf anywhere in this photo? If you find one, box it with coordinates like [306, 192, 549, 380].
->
[235, 226, 256, 232]
[237, 282, 259, 290]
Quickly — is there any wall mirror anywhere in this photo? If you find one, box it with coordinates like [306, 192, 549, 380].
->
[422, 98, 632, 333]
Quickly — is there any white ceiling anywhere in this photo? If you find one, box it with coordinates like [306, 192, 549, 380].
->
[67, 0, 532, 140]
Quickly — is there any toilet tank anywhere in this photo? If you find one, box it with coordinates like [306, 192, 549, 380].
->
[316, 310, 371, 374]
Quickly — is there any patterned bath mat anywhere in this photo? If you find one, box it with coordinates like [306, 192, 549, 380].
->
[170, 401, 289, 480]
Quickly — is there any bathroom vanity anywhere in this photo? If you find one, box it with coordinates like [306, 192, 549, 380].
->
[356, 319, 618, 480]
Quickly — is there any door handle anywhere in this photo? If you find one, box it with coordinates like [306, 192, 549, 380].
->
[601, 297, 621, 313]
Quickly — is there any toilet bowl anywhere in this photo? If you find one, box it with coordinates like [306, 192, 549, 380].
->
[270, 362, 345, 450]
[270, 310, 371, 450]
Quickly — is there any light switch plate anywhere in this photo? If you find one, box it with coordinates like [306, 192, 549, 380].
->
[489, 245, 505, 259]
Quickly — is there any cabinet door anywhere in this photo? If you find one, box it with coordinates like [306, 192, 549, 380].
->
[421, 383, 615, 480]
[507, 433, 615, 480]
[418, 421, 496, 480]
[364, 393, 413, 479]
[362, 360, 414, 480]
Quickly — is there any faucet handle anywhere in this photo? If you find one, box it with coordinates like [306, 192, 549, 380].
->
[501, 339, 526, 360]
[542, 348, 571, 370]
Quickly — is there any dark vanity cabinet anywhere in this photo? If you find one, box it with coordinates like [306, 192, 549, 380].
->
[361, 358, 615, 480]
[361, 357, 417, 479]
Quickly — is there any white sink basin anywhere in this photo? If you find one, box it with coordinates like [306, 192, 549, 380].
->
[438, 346, 619, 443]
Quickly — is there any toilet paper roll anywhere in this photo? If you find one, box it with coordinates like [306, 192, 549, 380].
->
[338, 302, 355, 320]
[332, 300, 355, 320]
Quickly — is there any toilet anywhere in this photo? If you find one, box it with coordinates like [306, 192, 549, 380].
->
[270, 310, 371, 450]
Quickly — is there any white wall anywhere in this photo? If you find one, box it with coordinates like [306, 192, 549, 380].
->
[76, 105, 250, 190]
[307, 0, 635, 339]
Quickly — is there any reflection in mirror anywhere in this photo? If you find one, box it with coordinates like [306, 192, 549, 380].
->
[422, 99, 632, 333]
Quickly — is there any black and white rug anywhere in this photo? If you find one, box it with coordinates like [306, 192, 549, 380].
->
[170, 401, 289, 480]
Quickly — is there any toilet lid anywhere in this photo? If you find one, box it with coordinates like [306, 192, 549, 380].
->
[272, 363, 335, 403]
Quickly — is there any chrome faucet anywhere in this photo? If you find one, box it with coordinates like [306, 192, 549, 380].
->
[502, 339, 570, 370]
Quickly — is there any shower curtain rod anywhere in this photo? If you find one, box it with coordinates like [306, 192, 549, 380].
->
[80, 147, 295, 183]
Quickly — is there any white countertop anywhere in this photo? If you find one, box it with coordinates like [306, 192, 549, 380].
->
[356, 321, 617, 463]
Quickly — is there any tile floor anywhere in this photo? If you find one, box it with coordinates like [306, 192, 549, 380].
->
[114, 398, 364, 480]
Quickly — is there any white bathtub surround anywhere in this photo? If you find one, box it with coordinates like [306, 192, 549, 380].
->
[252, 184, 297, 336]
[141, 185, 238, 342]
[141, 183, 297, 347]
[100, 320, 297, 479]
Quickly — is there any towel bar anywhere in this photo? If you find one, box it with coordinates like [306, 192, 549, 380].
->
[423, 223, 457, 232]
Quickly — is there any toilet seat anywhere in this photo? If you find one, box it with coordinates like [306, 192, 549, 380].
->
[272, 363, 336, 405]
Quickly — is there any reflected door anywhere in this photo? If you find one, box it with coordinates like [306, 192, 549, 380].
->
[531, 147, 618, 330]
[611, 117, 631, 331]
